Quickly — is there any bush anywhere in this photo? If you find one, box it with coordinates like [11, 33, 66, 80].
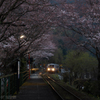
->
[63, 73, 69, 83]
[89, 81, 99, 96]
[73, 79, 92, 91]
[83, 80, 91, 93]
[73, 79, 100, 97]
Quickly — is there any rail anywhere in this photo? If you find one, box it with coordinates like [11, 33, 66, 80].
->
[0, 70, 29, 100]
[42, 74, 82, 100]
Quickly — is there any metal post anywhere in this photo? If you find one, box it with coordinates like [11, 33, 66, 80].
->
[21, 73, 23, 86]
[17, 59, 20, 93]
[18, 60, 20, 79]
[8, 76, 10, 99]
[0, 79, 1, 100]
[4, 78, 6, 100]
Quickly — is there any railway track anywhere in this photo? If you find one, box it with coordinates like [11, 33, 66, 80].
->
[42, 74, 82, 100]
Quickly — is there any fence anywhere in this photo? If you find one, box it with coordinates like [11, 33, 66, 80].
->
[0, 70, 29, 100]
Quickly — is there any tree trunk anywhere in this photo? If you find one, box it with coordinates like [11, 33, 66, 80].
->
[97, 58, 100, 96]
[98, 59, 100, 80]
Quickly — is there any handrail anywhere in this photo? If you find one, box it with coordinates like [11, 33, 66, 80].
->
[0, 73, 17, 79]
[0, 70, 29, 100]
[20, 70, 28, 74]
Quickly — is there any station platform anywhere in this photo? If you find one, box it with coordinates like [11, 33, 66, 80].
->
[16, 73, 58, 100]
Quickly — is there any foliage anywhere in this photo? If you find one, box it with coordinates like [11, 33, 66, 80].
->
[56, 0, 100, 83]
[89, 81, 99, 96]
[82, 80, 99, 97]
[63, 50, 98, 78]
[0, 0, 57, 71]
[63, 73, 69, 83]
[73, 79, 100, 97]
[49, 48, 64, 64]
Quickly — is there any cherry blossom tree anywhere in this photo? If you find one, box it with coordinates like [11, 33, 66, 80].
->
[0, 0, 58, 73]
[30, 34, 57, 59]
[0, 30, 57, 73]
[56, 0, 100, 93]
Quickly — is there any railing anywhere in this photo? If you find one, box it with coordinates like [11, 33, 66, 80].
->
[20, 71, 29, 86]
[0, 70, 29, 100]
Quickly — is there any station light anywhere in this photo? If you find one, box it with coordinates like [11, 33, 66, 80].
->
[20, 35, 25, 39]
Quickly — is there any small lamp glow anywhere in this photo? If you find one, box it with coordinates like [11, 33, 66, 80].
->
[20, 35, 25, 39]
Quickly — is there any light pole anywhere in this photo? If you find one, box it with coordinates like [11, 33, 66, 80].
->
[17, 58, 20, 93]
[18, 35, 25, 79]
[20, 34, 30, 79]
[17, 35, 25, 93]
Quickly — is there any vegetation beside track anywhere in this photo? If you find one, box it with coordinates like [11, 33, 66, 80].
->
[45, 73, 100, 100]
